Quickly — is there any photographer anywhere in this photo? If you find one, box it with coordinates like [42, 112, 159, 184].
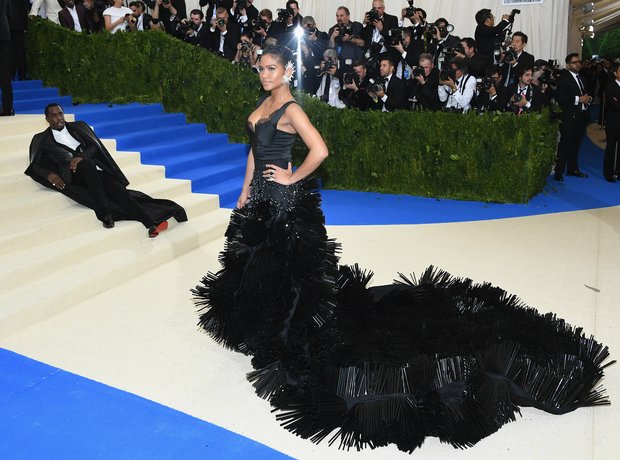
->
[315, 48, 346, 109]
[231, 0, 258, 29]
[181, 9, 206, 45]
[233, 31, 259, 68]
[328, 6, 365, 68]
[103, 0, 133, 34]
[454, 37, 491, 78]
[130, 1, 161, 31]
[362, 0, 399, 63]
[428, 18, 460, 71]
[438, 57, 476, 112]
[476, 65, 505, 112]
[271, 1, 302, 49]
[158, 0, 187, 36]
[390, 27, 417, 80]
[498, 66, 542, 114]
[341, 60, 374, 111]
[198, 0, 227, 23]
[206, 6, 240, 60]
[531, 64, 554, 109]
[252, 9, 275, 47]
[409, 53, 441, 111]
[400, 7, 431, 66]
[474, 8, 510, 62]
[500, 31, 534, 87]
[302, 15, 328, 53]
[368, 55, 408, 112]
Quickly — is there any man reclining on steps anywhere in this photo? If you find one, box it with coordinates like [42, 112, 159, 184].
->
[25, 103, 188, 237]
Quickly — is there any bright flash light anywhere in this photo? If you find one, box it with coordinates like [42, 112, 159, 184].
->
[294, 26, 305, 39]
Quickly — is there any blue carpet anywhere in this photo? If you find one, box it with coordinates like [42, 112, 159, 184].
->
[0, 348, 291, 460]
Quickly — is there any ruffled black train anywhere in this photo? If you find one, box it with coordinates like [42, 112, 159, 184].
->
[192, 177, 614, 453]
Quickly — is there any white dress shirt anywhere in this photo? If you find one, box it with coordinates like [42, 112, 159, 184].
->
[438, 73, 477, 112]
[67, 6, 82, 32]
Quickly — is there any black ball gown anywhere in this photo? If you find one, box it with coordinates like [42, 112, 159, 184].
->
[192, 100, 614, 453]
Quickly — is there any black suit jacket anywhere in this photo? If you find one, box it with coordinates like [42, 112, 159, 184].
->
[9, 0, 28, 32]
[555, 69, 589, 118]
[362, 11, 399, 63]
[382, 74, 408, 112]
[185, 22, 208, 47]
[206, 20, 240, 60]
[498, 83, 543, 113]
[58, 5, 92, 32]
[430, 34, 461, 69]
[412, 67, 441, 111]
[605, 80, 620, 125]
[0, 0, 10, 43]
[500, 50, 534, 87]
[474, 19, 510, 60]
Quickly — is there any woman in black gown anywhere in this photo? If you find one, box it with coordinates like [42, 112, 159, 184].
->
[193, 45, 614, 453]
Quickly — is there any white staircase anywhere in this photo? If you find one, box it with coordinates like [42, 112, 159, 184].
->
[0, 115, 232, 338]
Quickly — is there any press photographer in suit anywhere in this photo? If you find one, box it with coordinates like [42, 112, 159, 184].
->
[474, 8, 510, 62]
[498, 66, 542, 114]
[410, 53, 441, 112]
[603, 62, 620, 182]
[368, 55, 408, 112]
[554, 53, 592, 181]
[362, 0, 399, 63]
[206, 6, 240, 60]
[500, 31, 534, 87]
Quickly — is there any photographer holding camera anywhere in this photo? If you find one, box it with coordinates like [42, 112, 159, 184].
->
[251, 9, 275, 47]
[438, 57, 476, 112]
[400, 6, 431, 66]
[233, 31, 259, 68]
[474, 8, 511, 62]
[409, 53, 441, 111]
[500, 31, 534, 87]
[271, 1, 303, 48]
[341, 60, 375, 111]
[231, 0, 258, 29]
[428, 18, 460, 71]
[367, 55, 408, 112]
[476, 65, 505, 112]
[362, 0, 399, 62]
[158, 0, 187, 35]
[206, 6, 240, 60]
[453, 37, 491, 78]
[180, 9, 206, 45]
[497, 66, 542, 114]
[390, 27, 418, 80]
[315, 48, 346, 109]
[328, 6, 365, 68]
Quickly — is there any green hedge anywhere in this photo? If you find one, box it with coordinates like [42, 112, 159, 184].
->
[26, 18, 557, 203]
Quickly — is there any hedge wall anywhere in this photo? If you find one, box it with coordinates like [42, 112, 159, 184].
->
[26, 18, 557, 203]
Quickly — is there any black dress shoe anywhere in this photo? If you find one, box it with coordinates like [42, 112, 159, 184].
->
[0, 109, 15, 116]
[553, 173, 564, 182]
[102, 215, 115, 229]
[605, 177, 617, 183]
[567, 170, 588, 178]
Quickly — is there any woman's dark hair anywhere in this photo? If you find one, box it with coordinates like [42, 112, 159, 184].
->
[260, 45, 294, 66]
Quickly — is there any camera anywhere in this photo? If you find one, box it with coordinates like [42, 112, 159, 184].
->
[162, 0, 170, 5]
[366, 9, 381, 22]
[439, 68, 456, 82]
[337, 24, 352, 37]
[237, 0, 247, 10]
[508, 9, 521, 23]
[304, 26, 317, 35]
[314, 59, 338, 75]
[445, 44, 465, 56]
[386, 28, 405, 46]
[369, 78, 385, 94]
[538, 68, 561, 88]
[512, 92, 524, 104]
[427, 20, 454, 36]
[217, 18, 226, 27]
[276, 8, 294, 22]
[412, 66, 425, 78]
[503, 47, 518, 63]
[404, 0, 416, 18]
[240, 41, 253, 53]
[343, 72, 359, 86]
[252, 18, 267, 31]
[476, 76, 494, 91]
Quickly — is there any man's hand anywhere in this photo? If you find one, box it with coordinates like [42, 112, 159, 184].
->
[393, 41, 404, 54]
[331, 27, 340, 39]
[47, 173, 65, 190]
[486, 85, 497, 96]
[376, 87, 385, 98]
[579, 94, 593, 104]
[69, 157, 83, 173]
[512, 95, 528, 108]
[307, 30, 317, 42]
[414, 71, 425, 84]
[345, 80, 359, 92]
[501, 14, 510, 21]
[441, 77, 456, 91]
[373, 19, 383, 31]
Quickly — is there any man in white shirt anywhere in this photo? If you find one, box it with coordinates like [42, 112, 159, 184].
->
[315, 49, 345, 109]
[438, 57, 476, 112]
[58, 0, 91, 33]
[29, 0, 63, 24]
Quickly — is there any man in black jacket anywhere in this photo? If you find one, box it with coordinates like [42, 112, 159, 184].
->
[0, 0, 13, 116]
[369, 55, 408, 112]
[497, 66, 543, 114]
[428, 17, 460, 71]
[410, 53, 440, 111]
[474, 8, 510, 63]
[59, 0, 93, 32]
[554, 53, 593, 181]
[603, 62, 620, 182]
[25, 104, 188, 237]
[182, 9, 208, 46]
[362, 0, 399, 64]
[206, 6, 240, 60]
[500, 31, 534, 87]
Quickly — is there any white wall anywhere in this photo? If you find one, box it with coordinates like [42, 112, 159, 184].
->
[185, 0, 573, 62]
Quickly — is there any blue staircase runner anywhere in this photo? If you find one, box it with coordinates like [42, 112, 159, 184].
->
[5, 80, 620, 225]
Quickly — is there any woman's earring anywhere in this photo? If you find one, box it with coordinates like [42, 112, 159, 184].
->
[282, 60, 296, 85]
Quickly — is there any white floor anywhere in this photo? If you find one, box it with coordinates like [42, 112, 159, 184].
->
[1, 115, 619, 459]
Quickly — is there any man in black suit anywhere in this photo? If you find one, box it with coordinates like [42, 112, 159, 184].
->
[603, 62, 620, 182]
[59, 0, 93, 33]
[474, 8, 510, 63]
[25, 104, 188, 237]
[554, 53, 593, 181]
[361, 0, 399, 64]
[597, 58, 613, 126]
[129, 0, 161, 31]
[182, 9, 208, 46]
[206, 6, 240, 60]
[500, 31, 534, 87]
[410, 53, 441, 111]
[9, 0, 28, 81]
[428, 17, 460, 71]
[0, 0, 13, 116]
[369, 55, 408, 112]
[498, 66, 543, 114]
[454, 37, 491, 78]
[231, 0, 258, 28]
